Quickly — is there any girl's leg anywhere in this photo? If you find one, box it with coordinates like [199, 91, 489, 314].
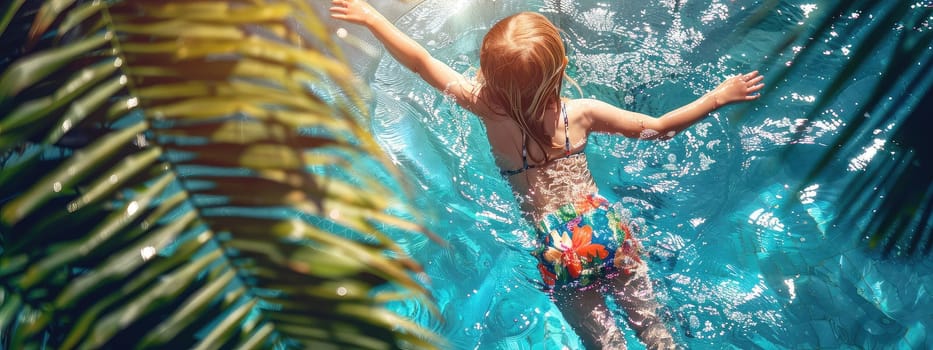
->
[552, 286, 627, 349]
[607, 265, 676, 350]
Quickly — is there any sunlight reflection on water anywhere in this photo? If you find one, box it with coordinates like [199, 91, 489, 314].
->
[358, 0, 933, 348]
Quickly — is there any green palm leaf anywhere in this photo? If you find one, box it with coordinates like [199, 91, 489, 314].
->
[0, 0, 441, 348]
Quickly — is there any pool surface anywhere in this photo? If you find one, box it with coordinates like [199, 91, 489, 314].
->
[347, 0, 932, 348]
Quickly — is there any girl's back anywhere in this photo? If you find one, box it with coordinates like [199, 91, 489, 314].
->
[478, 99, 597, 221]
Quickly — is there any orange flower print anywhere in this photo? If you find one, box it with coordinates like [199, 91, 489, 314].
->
[542, 224, 609, 279]
[574, 194, 607, 214]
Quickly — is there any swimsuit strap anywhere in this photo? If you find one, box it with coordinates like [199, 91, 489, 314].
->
[500, 103, 573, 177]
[521, 131, 530, 171]
[500, 131, 533, 177]
[562, 102, 571, 156]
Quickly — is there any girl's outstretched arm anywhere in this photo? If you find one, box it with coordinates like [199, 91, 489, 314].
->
[583, 71, 765, 139]
[330, 0, 480, 110]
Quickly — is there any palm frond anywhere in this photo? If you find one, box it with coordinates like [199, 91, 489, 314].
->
[0, 0, 441, 348]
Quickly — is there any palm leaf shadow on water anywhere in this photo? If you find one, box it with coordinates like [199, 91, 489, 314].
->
[726, 0, 933, 259]
[0, 0, 444, 349]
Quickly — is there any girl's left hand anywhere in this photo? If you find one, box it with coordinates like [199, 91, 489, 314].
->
[712, 70, 765, 107]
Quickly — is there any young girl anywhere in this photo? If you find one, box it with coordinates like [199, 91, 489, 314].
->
[331, 1, 764, 348]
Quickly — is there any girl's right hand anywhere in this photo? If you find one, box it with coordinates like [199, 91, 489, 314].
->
[329, 0, 380, 26]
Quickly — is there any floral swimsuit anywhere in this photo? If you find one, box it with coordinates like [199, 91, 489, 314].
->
[533, 194, 642, 290]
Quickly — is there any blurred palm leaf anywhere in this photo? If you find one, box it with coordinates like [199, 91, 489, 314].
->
[733, 0, 933, 259]
[0, 0, 441, 349]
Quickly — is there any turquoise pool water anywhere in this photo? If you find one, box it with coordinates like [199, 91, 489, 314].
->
[353, 0, 931, 348]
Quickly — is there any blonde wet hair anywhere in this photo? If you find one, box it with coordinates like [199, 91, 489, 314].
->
[478, 12, 578, 164]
